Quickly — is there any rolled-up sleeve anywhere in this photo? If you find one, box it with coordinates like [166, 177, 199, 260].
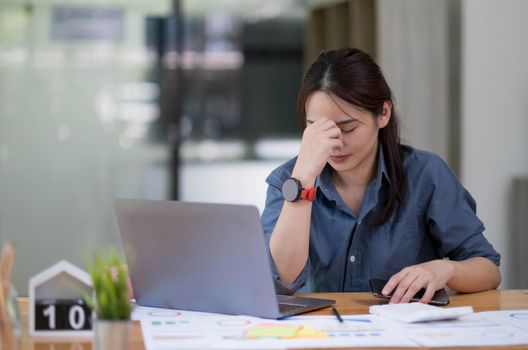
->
[423, 156, 501, 266]
[261, 167, 309, 294]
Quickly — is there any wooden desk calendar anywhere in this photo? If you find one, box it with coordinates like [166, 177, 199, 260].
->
[28, 260, 93, 337]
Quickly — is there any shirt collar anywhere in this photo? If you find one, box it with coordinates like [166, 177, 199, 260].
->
[315, 143, 389, 201]
[375, 143, 390, 190]
[315, 164, 335, 200]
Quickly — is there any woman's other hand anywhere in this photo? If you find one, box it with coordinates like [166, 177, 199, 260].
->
[382, 259, 455, 304]
[293, 118, 343, 185]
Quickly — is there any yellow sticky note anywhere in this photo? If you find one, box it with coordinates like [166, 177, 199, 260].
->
[245, 324, 301, 338]
[296, 325, 329, 339]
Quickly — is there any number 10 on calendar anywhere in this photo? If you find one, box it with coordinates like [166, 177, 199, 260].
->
[35, 299, 92, 331]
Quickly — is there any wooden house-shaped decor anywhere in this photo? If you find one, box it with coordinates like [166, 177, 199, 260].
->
[29, 260, 93, 337]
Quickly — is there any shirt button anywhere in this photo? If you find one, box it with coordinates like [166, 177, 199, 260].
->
[358, 220, 362, 225]
[350, 255, 356, 263]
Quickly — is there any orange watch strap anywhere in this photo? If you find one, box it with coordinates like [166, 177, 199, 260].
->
[300, 187, 316, 201]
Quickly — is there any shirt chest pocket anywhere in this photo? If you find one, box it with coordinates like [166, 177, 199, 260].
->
[369, 219, 422, 279]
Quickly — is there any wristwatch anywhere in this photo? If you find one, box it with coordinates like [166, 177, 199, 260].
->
[281, 177, 316, 202]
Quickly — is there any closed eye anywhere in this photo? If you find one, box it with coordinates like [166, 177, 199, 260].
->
[336, 118, 359, 133]
[305, 119, 358, 132]
[340, 126, 357, 133]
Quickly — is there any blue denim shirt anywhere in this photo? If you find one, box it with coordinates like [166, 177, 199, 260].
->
[261, 146, 500, 293]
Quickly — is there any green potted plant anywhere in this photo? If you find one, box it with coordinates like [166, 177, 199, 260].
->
[86, 250, 131, 350]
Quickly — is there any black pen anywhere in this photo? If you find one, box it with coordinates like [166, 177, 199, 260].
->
[332, 306, 344, 323]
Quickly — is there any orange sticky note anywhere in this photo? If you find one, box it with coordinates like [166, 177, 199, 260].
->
[295, 325, 329, 339]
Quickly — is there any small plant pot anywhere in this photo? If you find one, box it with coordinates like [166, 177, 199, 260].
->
[93, 319, 131, 350]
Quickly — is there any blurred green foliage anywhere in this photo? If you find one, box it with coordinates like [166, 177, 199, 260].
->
[85, 250, 131, 320]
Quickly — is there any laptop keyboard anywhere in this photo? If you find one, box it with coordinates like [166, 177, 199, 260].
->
[278, 302, 305, 314]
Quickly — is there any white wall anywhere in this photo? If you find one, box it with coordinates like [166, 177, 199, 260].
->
[180, 160, 285, 215]
[461, 0, 528, 288]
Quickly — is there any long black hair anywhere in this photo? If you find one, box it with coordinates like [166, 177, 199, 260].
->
[297, 48, 408, 225]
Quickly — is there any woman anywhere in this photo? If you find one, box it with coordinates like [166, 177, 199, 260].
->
[261, 48, 501, 304]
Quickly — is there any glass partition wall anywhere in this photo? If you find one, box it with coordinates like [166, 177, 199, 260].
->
[0, 0, 306, 294]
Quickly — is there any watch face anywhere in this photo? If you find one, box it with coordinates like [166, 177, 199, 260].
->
[282, 178, 300, 202]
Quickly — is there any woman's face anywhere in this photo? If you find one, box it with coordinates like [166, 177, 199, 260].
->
[305, 91, 390, 174]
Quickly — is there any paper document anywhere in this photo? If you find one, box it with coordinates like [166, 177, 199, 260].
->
[388, 309, 528, 347]
[132, 306, 528, 349]
[132, 305, 417, 349]
[369, 302, 473, 323]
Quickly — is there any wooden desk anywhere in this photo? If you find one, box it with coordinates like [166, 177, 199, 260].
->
[10, 290, 528, 350]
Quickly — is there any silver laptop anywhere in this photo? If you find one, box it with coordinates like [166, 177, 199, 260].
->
[114, 199, 335, 319]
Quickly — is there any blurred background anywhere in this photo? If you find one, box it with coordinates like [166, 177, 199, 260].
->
[0, 0, 527, 295]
